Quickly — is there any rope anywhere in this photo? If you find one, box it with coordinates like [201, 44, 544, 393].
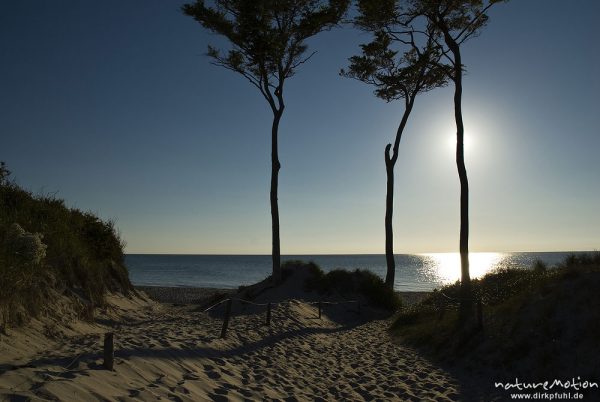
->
[203, 297, 360, 312]
[306, 300, 359, 306]
[201, 298, 231, 313]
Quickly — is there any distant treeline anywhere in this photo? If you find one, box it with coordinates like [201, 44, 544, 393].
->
[0, 163, 131, 327]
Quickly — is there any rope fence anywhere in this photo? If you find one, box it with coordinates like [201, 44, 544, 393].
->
[202, 297, 362, 338]
[1, 296, 362, 401]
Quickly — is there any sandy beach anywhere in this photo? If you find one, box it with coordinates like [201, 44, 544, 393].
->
[0, 283, 492, 402]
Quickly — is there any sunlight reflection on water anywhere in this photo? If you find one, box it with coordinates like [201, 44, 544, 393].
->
[127, 252, 575, 292]
[420, 252, 505, 285]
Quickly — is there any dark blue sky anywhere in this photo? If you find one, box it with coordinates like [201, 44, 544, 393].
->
[2, 1, 599, 253]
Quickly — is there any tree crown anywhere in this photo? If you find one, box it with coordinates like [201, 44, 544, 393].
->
[183, 0, 349, 112]
[409, 0, 505, 44]
[342, 0, 448, 104]
[350, 0, 505, 81]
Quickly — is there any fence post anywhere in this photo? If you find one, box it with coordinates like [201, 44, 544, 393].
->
[318, 301, 322, 319]
[103, 332, 114, 370]
[220, 299, 232, 338]
[476, 298, 483, 330]
[266, 302, 271, 326]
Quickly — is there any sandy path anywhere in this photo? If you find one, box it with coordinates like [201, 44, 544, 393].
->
[1, 295, 464, 401]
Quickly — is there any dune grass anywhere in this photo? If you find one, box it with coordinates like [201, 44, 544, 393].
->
[0, 164, 131, 327]
[391, 252, 600, 377]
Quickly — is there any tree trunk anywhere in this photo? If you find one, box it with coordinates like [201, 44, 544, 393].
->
[270, 110, 283, 283]
[384, 100, 414, 288]
[447, 37, 472, 322]
[384, 150, 395, 288]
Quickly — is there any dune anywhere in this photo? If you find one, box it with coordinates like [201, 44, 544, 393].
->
[1, 268, 468, 401]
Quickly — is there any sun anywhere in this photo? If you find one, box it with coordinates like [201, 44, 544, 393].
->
[446, 130, 475, 152]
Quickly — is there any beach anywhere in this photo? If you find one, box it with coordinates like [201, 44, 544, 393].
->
[0, 283, 488, 402]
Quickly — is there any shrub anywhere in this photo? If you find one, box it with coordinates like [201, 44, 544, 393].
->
[5, 223, 47, 265]
[304, 263, 401, 310]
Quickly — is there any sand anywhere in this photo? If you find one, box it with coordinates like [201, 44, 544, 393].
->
[0, 280, 479, 401]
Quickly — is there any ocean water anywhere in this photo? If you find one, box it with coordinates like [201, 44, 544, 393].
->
[125, 252, 585, 292]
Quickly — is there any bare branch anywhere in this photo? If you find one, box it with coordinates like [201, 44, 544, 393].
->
[291, 50, 317, 70]
[455, 3, 495, 42]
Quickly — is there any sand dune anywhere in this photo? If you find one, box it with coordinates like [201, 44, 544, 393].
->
[1, 288, 469, 401]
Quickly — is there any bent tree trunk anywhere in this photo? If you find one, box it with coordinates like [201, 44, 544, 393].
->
[446, 36, 472, 322]
[384, 99, 414, 288]
[270, 110, 283, 283]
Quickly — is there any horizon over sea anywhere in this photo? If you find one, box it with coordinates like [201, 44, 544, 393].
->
[125, 251, 594, 292]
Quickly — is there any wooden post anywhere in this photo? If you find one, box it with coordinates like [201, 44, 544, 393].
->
[318, 301, 322, 319]
[220, 299, 232, 338]
[266, 302, 271, 326]
[477, 298, 483, 330]
[103, 332, 114, 370]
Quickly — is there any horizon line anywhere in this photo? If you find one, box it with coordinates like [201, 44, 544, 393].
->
[124, 249, 597, 256]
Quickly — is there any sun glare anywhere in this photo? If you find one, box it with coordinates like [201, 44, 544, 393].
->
[446, 131, 474, 152]
[421, 252, 503, 284]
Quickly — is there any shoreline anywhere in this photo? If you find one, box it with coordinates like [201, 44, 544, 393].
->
[135, 285, 431, 306]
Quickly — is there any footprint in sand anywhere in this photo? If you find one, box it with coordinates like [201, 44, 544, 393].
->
[211, 358, 226, 366]
[183, 371, 200, 380]
[239, 388, 253, 398]
[128, 388, 142, 397]
[205, 370, 221, 380]
[207, 393, 228, 402]
[167, 392, 185, 402]
[212, 386, 228, 395]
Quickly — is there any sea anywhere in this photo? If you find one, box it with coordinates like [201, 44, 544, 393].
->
[125, 252, 589, 292]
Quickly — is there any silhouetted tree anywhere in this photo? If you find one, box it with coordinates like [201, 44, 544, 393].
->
[183, 0, 349, 282]
[341, 1, 447, 288]
[406, 0, 506, 322]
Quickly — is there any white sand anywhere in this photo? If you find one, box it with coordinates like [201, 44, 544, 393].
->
[1, 277, 465, 401]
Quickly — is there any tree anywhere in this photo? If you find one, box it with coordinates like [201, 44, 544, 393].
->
[406, 0, 505, 322]
[341, 1, 447, 288]
[182, 0, 349, 282]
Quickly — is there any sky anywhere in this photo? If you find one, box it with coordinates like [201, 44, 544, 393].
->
[1, 1, 599, 254]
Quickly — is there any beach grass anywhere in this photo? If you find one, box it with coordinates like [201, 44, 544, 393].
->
[391, 252, 600, 378]
[0, 171, 132, 327]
